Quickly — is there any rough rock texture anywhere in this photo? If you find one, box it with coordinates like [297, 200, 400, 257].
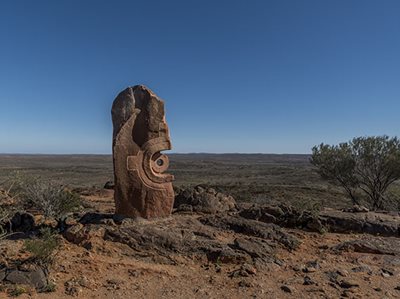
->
[0, 265, 48, 291]
[199, 214, 299, 250]
[320, 209, 400, 236]
[174, 186, 237, 214]
[333, 237, 400, 255]
[239, 204, 400, 237]
[64, 212, 297, 266]
[112, 85, 174, 219]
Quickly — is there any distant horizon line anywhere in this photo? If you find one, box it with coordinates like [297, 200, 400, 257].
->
[0, 152, 311, 156]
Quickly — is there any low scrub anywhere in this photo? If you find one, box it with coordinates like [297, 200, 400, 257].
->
[4, 173, 81, 219]
[24, 227, 60, 265]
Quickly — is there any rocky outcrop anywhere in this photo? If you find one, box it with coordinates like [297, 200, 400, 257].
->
[333, 238, 400, 255]
[112, 85, 174, 219]
[65, 212, 298, 266]
[174, 186, 237, 214]
[239, 204, 400, 237]
[199, 214, 299, 250]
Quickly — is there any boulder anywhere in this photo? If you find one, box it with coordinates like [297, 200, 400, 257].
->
[174, 186, 237, 214]
[5, 267, 48, 291]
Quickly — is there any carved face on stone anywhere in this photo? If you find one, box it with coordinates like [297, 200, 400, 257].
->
[111, 85, 174, 218]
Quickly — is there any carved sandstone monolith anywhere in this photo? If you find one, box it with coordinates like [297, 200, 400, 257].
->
[111, 85, 174, 218]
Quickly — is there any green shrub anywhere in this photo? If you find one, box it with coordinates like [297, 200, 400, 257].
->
[7, 174, 81, 219]
[24, 228, 60, 265]
[7, 285, 28, 297]
[42, 281, 56, 293]
[311, 136, 400, 210]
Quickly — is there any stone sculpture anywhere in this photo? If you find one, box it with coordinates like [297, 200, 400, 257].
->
[111, 85, 174, 218]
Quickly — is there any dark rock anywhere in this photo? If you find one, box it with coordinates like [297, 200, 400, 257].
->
[103, 181, 115, 190]
[339, 279, 359, 288]
[174, 186, 236, 214]
[79, 212, 114, 225]
[320, 210, 399, 237]
[240, 203, 400, 237]
[351, 265, 372, 274]
[0, 266, 6, 281]
[232, 237, 274, 259]
[10, 212, 35, 232]
[200, 215, 299, 250]
[281, 285, 293, 293]
[206, 247, 249, 264]
[6, 267, 48, 290]
[239, 204, 323, 232]
[325, 271, 339, 283]
[381, 268, 394, 277]
[304, 260, 320, 273]
[228, 264, 257, 278]
[303, 276, 315, 285]
[334, 238, 400, 255]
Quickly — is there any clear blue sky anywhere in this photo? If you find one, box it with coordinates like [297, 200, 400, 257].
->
[0, 1, 399, 154]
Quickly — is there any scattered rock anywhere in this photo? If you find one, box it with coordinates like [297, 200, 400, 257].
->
[339, 279, 359, 289]
[381, 268, 394, 277]
[104, 278, 123, 290]
[281, 285, 293, 293]
[103, 181, 114, 190]
[303, 276, 315, 285]
[229, 264, 257, 278]
[303, 261, 320, 273]
[337, 269, 349, 277]
[238, 280, 253, 288]
[351, 265, 372, 274]
[65, 278, 82, 297]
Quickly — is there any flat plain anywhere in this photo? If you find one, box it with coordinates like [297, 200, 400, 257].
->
[0, 153, 350, 209]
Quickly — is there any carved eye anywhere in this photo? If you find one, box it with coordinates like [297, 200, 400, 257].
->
[156, 159, 164, 166]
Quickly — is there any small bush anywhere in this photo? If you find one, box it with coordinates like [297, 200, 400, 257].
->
[42, 281, 56, 293]
[24, 228, 60, 265]
[8, 175, 81, 219]
[7, 285, 28, 297]
[0, 206, 12, 240]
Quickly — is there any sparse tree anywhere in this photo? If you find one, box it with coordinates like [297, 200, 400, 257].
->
[311, 143, 359, 205]
[311, 136, 400, 210]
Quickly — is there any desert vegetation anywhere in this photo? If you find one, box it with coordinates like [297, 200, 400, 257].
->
[311, 135, 400, 210]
